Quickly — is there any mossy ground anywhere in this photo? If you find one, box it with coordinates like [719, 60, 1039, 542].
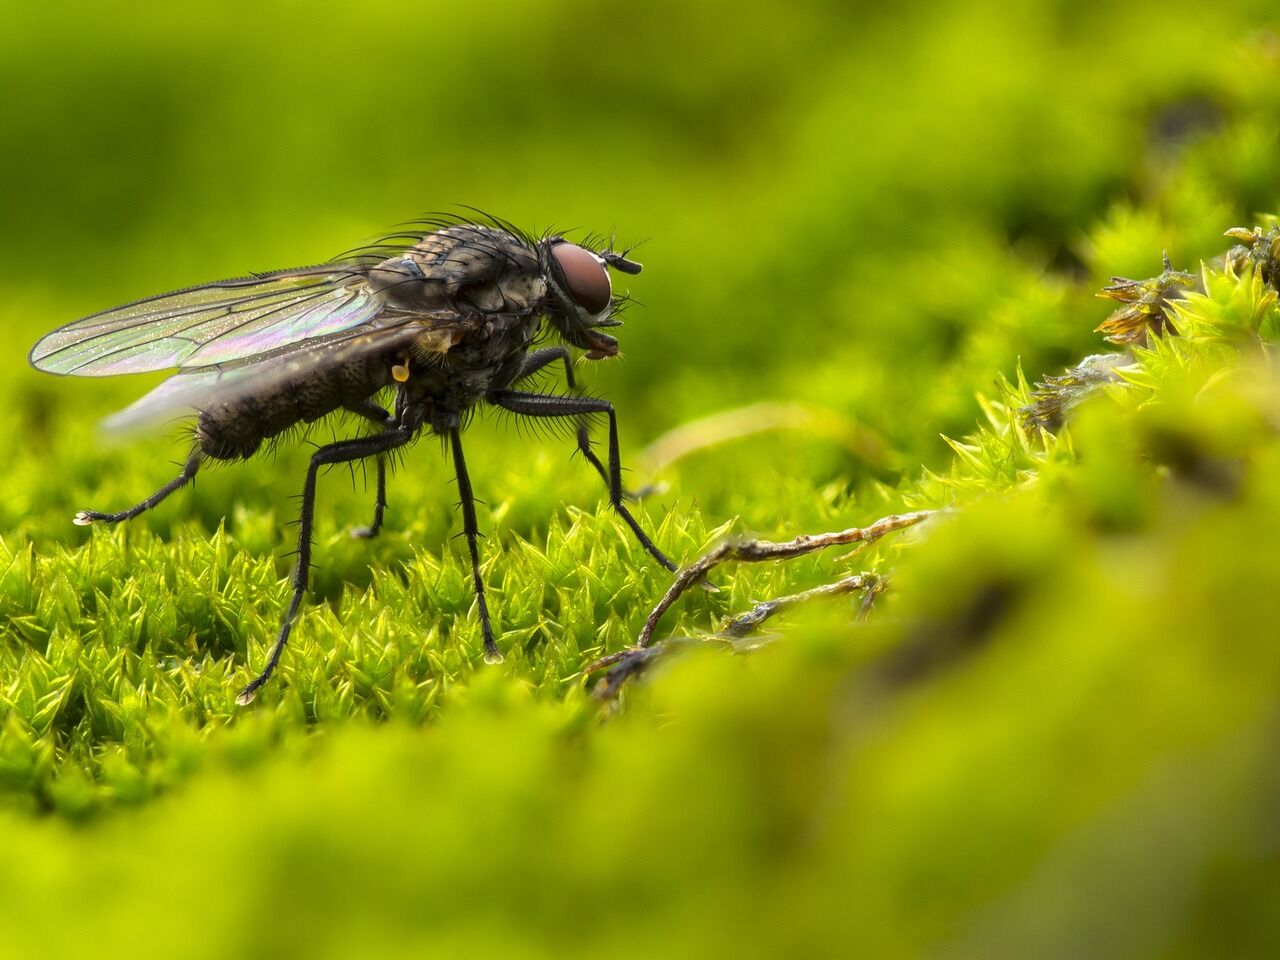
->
[3, 2, 1280, 956]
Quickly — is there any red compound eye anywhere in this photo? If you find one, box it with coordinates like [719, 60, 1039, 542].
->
[551, 243, 611, 314]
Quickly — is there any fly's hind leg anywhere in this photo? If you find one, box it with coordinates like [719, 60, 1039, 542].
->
[237, 423, 415, 705]
[345, 399, 395, 539]
[73, 450, 202, 526]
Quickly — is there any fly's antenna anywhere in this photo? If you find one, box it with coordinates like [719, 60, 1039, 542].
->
[602, 232, 647, 274]
[602, 251, 643, 275]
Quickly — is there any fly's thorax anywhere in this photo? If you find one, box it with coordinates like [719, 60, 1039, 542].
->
[367, 225, 545, 315]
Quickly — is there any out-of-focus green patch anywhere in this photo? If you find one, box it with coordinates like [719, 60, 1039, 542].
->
[2, 454, 1279, 956]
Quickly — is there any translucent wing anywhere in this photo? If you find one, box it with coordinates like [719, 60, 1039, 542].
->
[29, 264, 391, 376]
[100, 320, 445, 434]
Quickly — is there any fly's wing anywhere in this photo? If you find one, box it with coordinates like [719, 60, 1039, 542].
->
[28, 263, 408, 376]
[100, 318, 464, 434]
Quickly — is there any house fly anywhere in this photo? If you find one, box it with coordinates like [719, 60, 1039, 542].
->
[28, 213, 676, 704]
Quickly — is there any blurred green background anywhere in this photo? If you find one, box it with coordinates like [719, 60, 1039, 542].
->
[7, 0, 1274, 486]
[3, 0, 1280, 956]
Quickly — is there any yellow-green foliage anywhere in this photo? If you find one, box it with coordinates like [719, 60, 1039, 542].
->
[3, 1, 1280, 956]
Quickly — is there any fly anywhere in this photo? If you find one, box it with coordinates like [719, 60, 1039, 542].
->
[28, 213, 676, 704]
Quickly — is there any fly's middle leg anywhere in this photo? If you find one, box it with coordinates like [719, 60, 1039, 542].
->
[73, 450, 203, 526]
[350, 456, 387, 539]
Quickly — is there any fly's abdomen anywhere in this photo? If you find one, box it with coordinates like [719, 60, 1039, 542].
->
[197, 351, 392, 460]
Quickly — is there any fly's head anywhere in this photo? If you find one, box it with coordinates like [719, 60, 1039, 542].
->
[538, 238, 642, 359]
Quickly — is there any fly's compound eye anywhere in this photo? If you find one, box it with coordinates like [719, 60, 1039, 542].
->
[551, 242, 612, 315]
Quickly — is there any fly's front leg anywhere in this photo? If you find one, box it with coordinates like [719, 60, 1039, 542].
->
[74, 450, 203, 526]
[517, 347, 578, 387]
[488, 390, 676, 571]
[237, 424, 414, 705]
[345, 398, 395, 539]
[513, 351, 647, 501]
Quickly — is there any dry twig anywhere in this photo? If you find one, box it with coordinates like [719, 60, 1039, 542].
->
[583, 511, 935, 695]
[637, 510, 934, 648]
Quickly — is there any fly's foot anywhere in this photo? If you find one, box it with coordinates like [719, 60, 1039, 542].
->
[481, 624, 503, 665]
[74, 509, 119, 526]
[70, 456, 203, 529]
[349, 524, 381, 540]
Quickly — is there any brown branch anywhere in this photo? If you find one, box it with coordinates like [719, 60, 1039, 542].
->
[719, 572, 883, 637]
[637, 510, 935, 648]
[586, 573, 888, 700]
